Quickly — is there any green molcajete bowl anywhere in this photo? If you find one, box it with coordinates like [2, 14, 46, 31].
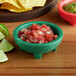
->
[13, 21, 63, 59]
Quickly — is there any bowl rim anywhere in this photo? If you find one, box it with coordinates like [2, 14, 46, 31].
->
[58, 0, 76, 16]
[13, 21, 63, 46]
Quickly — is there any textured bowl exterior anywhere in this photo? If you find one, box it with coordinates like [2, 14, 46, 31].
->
[58, 0, 76, 26]
[13, 21, 63, 59]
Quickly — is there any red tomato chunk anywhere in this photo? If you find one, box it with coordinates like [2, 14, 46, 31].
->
[18, 23, 58, 44]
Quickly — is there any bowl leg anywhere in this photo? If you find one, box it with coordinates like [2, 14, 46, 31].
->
[34, 53, 42, 59]
[70, 22, 76, 26]
[53, 48, 56, 51]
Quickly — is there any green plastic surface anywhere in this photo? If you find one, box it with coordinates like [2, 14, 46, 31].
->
[13, 21, 63, 59]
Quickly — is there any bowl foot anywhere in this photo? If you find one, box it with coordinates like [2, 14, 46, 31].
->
[34, 53, 42, 59]
[53, 48, 56, 51]
[70, 22, 76, 26]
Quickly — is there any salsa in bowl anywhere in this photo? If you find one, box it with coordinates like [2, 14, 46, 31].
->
[18, 23, 58, 44]
[13, 21, 63, 59]
[63, 2, 76, 14]
[58, 0, 76, 26]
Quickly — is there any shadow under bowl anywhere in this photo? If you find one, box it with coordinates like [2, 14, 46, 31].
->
[13, 21, 63, 59]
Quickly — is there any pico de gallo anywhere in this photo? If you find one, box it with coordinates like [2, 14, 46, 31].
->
[18, 23, 58, 44]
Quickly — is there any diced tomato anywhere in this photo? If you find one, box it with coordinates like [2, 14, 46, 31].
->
[35, 25, 41, 30]
[18, 31, 24, 35]
[44, 40, 48, 43]
[29, 36, 34, 42]
[39, 39, 44, 44]
[41, 28, 46, 32]
[27, 26, 31, 30]
[21, 28, 26, 32]
[26, 30, 31, 38]
[41, 24, 50, 31]
[41, 24, 47, 28]
[37, 30, 44, 36]
[18, 31, 24, 38]
[45, 33, 53, 39]
[32, 30, 39, 38]
[26, 39, 30, 43]
[20, 36, 26, 41]
[46, 26, 50, 31]
[52, 35, 58, 40]
[33, 39, 38, 43]
[31, 23, 41, 30]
